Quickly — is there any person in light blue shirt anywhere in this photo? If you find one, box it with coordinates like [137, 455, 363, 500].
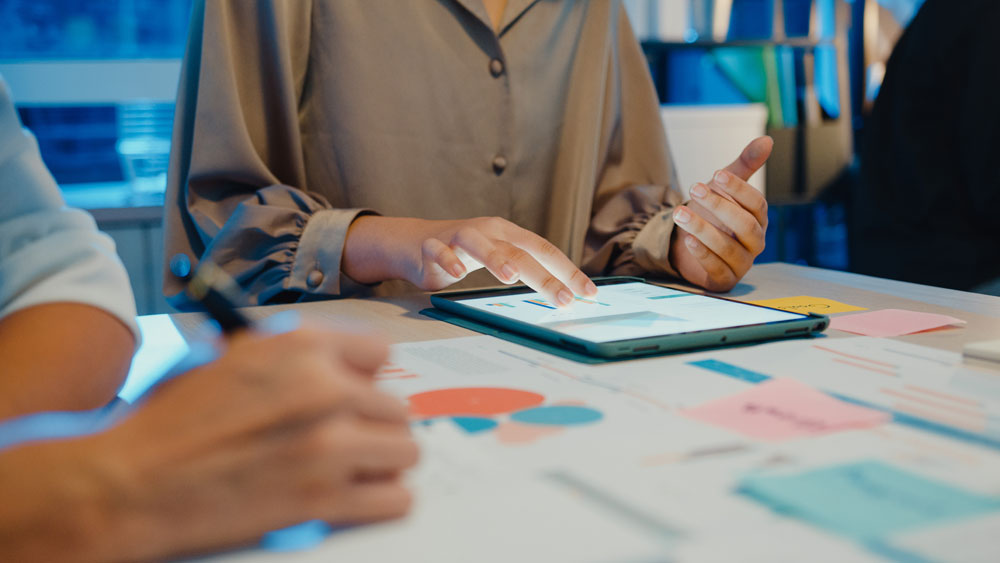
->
[0, 76, 139, 418]
[0, 76, 417, 559]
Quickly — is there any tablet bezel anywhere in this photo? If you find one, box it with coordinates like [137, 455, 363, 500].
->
[430, 276, 829, 358]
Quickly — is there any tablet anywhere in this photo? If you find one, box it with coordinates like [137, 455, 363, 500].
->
[430, 277, 828, 358]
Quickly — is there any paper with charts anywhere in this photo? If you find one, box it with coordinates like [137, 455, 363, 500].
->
[205, 335, 1000, 563]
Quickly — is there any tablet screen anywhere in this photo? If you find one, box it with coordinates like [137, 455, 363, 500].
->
[453, 282, 806, 343]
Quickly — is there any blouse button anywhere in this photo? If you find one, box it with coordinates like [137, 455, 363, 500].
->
[489, 58, 505, 78]
[307, 269, 325, 288]
[492, 154, 508, 175]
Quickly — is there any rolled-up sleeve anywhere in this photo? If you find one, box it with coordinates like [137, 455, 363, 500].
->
[586, 185, 682, 279]
[163, 0, 371, 307]
[581, 2, 683, 280]
[0, 209, 140, 344]
[0, 79, 139, 343]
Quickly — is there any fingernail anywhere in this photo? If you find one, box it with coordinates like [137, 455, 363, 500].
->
[685, 236, 698, 250]
[450, 263, 466, 278]
[690, 184, 707, 199]
[557, 289, 574, 306]
[674, 207, 690, 224]
[501, 263, 517, 282]
[714, 171, 730, 186]
[584, 280, 598, 295]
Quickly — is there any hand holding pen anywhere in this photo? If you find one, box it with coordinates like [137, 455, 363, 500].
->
[91, 257, 420, 557]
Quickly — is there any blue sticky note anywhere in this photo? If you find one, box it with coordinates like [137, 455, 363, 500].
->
[738, 460, 1000, 541]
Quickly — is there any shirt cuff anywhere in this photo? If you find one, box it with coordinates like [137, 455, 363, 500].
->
[630, 207, 681, 279]
[288, 208, 376, 295]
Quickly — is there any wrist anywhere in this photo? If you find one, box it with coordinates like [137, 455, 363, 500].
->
[69, 427, 173, 563]
[343, 215, 419, 284]
[71, 433, 149, 562]
[0, 437, 124, 563]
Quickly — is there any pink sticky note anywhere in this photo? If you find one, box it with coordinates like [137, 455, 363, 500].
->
[829, 309, 966, 338]
[681, 378, 890, 441]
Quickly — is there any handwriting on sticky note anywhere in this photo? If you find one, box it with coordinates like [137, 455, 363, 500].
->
[739, 460, 1000, 540]
[681, 378, 890, 441]
[748, 296, 867, 315]
[830, 309, 966, 338]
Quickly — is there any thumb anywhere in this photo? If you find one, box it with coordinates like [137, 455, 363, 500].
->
[724, 136, 773, 181]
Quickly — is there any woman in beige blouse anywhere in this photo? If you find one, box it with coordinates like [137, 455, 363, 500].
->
[163, 0, 771, 308]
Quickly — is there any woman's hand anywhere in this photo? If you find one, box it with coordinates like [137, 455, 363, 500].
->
[344, 216, 598, 306]
[670, 137, 772, 292]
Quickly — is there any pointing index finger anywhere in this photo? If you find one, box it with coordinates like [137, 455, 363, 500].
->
[502, 228, 598, 298]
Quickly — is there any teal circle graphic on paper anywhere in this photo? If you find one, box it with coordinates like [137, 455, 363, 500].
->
[451, 416, 499, 434]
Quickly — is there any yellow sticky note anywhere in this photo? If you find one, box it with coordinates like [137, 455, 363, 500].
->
[748, 296, 868, 315]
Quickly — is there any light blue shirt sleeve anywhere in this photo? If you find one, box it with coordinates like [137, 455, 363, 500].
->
[0, 76, 140, 342]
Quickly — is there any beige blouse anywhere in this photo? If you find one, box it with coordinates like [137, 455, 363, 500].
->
[163, 0, 683, 307]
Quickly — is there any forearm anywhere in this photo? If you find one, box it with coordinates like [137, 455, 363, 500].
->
[0, 303, 134, 419]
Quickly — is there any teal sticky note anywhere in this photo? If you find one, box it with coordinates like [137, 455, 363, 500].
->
[738, 460, 1000, 541]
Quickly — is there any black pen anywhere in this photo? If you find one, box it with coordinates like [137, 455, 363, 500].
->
[171, 256, 251, 334]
